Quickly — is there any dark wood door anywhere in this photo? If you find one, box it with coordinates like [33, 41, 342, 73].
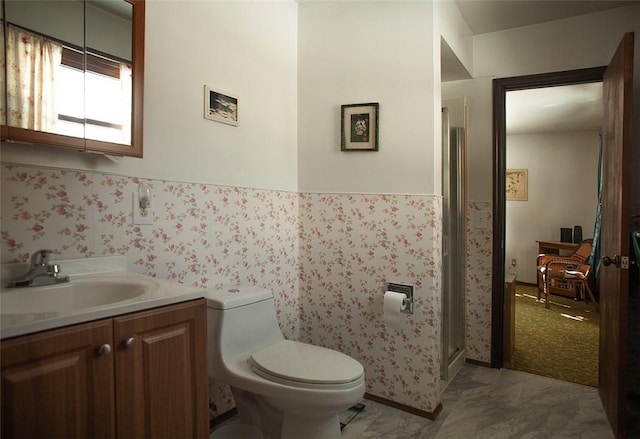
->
[114, 299, 209, 439]
[1, 320, 116, 439]
[599, 32, 634, 438]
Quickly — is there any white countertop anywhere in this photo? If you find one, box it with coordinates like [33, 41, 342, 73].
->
[1, 256, 207, 339]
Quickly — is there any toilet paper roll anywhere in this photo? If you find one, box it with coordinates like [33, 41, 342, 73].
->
[383, 291, 407, 330]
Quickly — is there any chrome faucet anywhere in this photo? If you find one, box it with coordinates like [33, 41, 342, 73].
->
[7, 249, 70, 288]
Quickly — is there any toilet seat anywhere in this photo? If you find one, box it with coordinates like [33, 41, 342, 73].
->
[248, 340, 364, 390]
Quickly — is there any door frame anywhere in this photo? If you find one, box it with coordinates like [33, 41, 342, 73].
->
[491, 66, 607, 367]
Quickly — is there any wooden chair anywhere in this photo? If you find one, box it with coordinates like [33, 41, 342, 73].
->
[536, 239, 593, 299]
[539, 260, 598, 311]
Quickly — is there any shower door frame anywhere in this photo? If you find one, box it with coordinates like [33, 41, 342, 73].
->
[441, 103, 467, 383]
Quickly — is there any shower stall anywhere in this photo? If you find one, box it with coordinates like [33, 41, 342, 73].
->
[441, 98, 467, 386]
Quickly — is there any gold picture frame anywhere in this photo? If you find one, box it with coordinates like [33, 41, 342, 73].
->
[506, 169, 528, 201]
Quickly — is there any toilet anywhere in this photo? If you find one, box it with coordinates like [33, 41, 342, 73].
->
[206, 285, 365, 439]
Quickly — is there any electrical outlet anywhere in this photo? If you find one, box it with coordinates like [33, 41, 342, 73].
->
[511, 258, 517, 267]
[132, 191, 153, 225]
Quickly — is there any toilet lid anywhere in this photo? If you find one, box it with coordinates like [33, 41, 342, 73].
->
[249, 340, 364, 386]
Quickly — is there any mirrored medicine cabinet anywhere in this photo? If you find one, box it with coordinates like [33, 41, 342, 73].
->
[1, 0, 144, 157]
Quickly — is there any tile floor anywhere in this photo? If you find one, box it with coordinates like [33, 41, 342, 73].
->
[341, 364, 613, 438]
[211, 363, 615, 438]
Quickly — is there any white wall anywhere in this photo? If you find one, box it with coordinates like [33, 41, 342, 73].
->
[437, 0, 474, 77]
[6, 1, 131, 65]
[442, 77, 493, 202]
[1, 1, 299, 193]
[467, 4, 640, 207]
[473, 5, 640, 79]
[296, 1, 446, 411]
[505, 131, 600, 284]
[297, 1, 440, 195]
[3, 0, 638, 382]
[5, 1, 84, 48]
[443, 4, 640, 362]
[86, 2, 132, 60]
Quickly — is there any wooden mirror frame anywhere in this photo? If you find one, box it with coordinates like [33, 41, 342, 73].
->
[1, 0, 144, 158]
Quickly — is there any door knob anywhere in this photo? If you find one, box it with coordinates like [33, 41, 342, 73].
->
[602, 255, 621, 267]
[124, 337, 136, 349]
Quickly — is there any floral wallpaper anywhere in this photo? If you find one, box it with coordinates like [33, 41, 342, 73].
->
[0, 162, 495, 419]
[298, 193, 443, 413]
[465, 202, 493, 364]
[0, 163, 300, 417]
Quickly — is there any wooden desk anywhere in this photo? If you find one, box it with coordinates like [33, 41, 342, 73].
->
[537, 241, 579, 256]
[537, 241, 580, 298]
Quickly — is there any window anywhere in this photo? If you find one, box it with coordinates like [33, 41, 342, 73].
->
[57, 47, 132, 144]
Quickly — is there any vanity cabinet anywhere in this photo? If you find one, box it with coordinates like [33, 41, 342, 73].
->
[1, 299, 208, 439]
[1, 319, 116, 438]
[114, 299, 208, 438]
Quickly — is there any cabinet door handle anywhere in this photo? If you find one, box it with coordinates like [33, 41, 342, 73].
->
[124, 337, 136, 349]
[98, 344, 112, 356]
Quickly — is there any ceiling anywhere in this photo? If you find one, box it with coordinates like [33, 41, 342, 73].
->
[445, 1, 638, 134]
[454, 0, 639, 35]
[87, 0, 132, 21]
[506, 82, 603, 135]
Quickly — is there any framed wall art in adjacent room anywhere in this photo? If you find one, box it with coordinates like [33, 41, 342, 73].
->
[341, 103, 379, 151]
[204, 85, 238, 126]
[506, 169, 528, 201]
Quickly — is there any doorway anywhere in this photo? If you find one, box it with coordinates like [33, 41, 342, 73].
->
[503, 83, 603, 386]
[492, 34, 635, 438]
[490, 66, 607, 371]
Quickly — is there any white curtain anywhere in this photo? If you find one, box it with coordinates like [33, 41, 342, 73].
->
[6, 24, 62, 131]
[120, 63, 132, 145]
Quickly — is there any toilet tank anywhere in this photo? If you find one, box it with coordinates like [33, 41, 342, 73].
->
[206, 286, 285, 371]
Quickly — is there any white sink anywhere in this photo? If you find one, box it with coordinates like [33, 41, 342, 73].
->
[1, 257, 206, 340]
[1, 277, 158, 316]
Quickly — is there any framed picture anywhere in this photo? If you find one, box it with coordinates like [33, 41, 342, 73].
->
[204, 85, 238, 126]
[341, 103, 379, 151]
[506, 169, 528, 201]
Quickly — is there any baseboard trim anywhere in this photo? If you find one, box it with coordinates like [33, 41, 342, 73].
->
[364, 393, 442, 420]
[210, 393, 449, 428]
[209, 407, 238, 431]
[465, 358, 491, 368]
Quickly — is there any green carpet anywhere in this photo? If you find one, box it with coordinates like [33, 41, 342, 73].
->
[507, 284, 599, 387]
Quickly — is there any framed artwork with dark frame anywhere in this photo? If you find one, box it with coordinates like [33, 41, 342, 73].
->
[204, 85, 238, 126]
[341, 103, 379, 151]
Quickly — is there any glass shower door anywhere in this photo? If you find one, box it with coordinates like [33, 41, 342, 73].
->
[441, 98, 467, 383]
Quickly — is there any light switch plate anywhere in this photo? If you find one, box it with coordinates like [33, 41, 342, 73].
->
[132, 192, 153, 225]
[473, 211, 488, 229]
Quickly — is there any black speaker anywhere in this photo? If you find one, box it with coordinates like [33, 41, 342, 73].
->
[561, 228, 573, 243]
[573, 225, 583, 243]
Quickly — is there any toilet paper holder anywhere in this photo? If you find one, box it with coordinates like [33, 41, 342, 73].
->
[386, 282, 413, 314]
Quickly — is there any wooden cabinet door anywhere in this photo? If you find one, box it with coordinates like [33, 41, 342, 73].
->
[1, 320, 116, 439]
[114, 299, 208, 439]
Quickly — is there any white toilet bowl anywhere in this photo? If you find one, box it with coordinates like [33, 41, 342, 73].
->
[206, 286, 365, 439]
